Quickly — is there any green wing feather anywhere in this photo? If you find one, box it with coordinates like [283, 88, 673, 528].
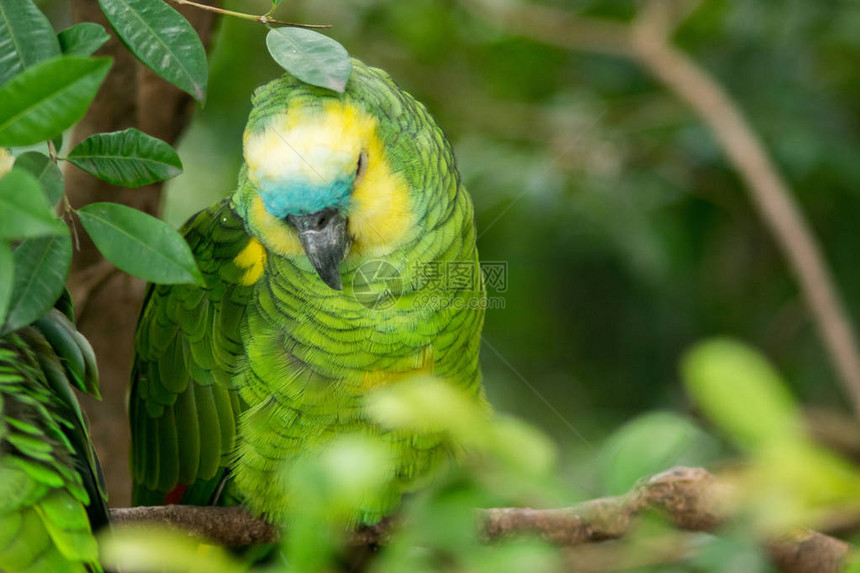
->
[130, 198, 254, 505]
[0, 306, 107, 573]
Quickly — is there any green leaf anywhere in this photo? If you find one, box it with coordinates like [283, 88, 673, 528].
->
[682, 338, 802, 451]
[2, 230, 72, 335]
[366, 375, 487, 441]
[599, 412, 718, 495]
[67, 128, 183, 187]
[14, 152, 64, 206]
[77, 202, 203, 285]
[0, 56, 112, 147]
[488, 415, 557, 477]
[266, 28, 351, 93]
[100, 526, 242, 573]
[0, 241, 12, 328]
[98, 0, 207, 102]
[58, 22, 110, 57]
[0, 0, 61, 87]
[0, 168, 63, 240]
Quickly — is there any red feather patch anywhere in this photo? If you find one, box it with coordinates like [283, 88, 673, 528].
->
[165, 484, 187, 505]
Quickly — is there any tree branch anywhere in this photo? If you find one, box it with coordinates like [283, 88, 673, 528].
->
[481, 467, 727, 544]
[109, 467, 853, 573]
[110, 505, 279, 547]
[461, 0, 860, 418]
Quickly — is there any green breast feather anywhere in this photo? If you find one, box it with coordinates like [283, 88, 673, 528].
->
[130, 59, 486, 524]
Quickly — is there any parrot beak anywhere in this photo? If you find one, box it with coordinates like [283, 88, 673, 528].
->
[287, 208, 350, 290]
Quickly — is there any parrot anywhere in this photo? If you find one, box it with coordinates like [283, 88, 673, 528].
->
[130, 59, 486, 525]
[0, 294, 109, 572]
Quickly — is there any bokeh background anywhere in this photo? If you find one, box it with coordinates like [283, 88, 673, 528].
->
[159, 0, 860, 494]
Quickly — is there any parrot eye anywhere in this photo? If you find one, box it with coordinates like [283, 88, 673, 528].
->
[355, 151, 367, 180]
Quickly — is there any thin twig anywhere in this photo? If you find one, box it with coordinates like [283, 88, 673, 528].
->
[46, 139, 58, 162]
[164, 0, 331, 29]
[463, 0, 860, 417]
[109, 467, 853, 573]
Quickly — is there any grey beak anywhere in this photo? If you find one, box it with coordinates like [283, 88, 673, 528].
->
[286, 208, 350, 290]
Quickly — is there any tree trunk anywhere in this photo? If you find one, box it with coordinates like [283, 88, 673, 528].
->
[67, 0, 219, 507]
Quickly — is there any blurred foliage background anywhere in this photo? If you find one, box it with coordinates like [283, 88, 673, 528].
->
[154, 0, 860, 497]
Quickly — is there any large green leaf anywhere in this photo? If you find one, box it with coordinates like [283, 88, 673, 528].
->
[2, 229, 72, 335]
[58, 22, 110, 57]
[101, 527, 241, 573]
[98, 0, 207, 102]
[0, 168, 63, 240]
[0, 56, 111, 147]
[599, 411, 718, 496]
[0, 0, 61, 87]
[77, 202, 203, 285]
[682, 338, 802, 451]
[0, 241, 12, 328]
[266, 28, 351, 93]
[67, 128, 182, 187]
[14, 151, 64, 206]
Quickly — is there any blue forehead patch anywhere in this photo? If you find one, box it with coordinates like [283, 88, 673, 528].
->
[257, 177, 352, 218]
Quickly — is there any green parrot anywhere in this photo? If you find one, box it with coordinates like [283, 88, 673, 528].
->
[0, 296, 109, 572]
[130, 59, 486, 524]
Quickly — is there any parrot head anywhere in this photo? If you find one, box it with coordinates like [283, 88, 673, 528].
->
[237, 60, 443, 291]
